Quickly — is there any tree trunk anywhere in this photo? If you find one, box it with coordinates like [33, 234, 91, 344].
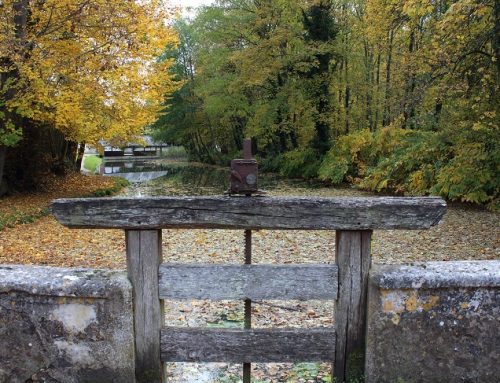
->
[345, 82, 350, 134]
[364, 42, 374, 131]
[493, 0, 500, 85]
[374, 52, 381, 130]
[1, 0, 29, 105]
[75, 142, 86, 169]
[433, 98, 443, 129]
[302, 1, 335, 155]
[0, 146, 6, 196]
[0, 0, 31, 190]
[383, 29, 394, 127]
[343, 3, 350, 135]
[402, 29, 416, 129]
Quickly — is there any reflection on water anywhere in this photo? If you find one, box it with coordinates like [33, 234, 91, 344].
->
[103, 160, 173, 174]
[121, 162, 234, 196]
[102, 159, 174, 183]
[116, 160, 334, 197]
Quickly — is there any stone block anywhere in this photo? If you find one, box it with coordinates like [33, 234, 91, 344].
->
[366, 261, 500, 383]
[0, 265, 135, 383]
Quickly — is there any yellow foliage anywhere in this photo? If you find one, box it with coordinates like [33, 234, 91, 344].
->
[1, 0, 179, 145]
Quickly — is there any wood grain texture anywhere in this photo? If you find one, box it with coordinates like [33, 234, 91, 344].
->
[161, 327, 335, 363]
[334, 230, 372, 383]
[243, 229, 252, 383]
[158, 264, 338, 301]
[126, 230, 164, 383]
[51, 196, 446, 230]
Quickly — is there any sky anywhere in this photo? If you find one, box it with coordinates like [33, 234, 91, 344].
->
[171, 0, 215, 9]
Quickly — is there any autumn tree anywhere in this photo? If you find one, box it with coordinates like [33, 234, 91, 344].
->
[0, 0, 178, 191]
[152, 19, 212, 161]
[154, 0, 338, 176]
[320, 0, 499, 207]
[154, 0, 498, 207]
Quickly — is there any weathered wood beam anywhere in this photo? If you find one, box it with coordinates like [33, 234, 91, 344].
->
[51, 196, 446, 230]
[126, 230, 164, 383]
[334, 230, 372, 382]
[158, 264, 338, 301]
[161, 327, 335, 363]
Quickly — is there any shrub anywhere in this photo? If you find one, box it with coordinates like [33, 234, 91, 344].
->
[83, 155, 102, 173]
[318, 129, 375, 184]
[280, 149, 321, 179]
[160, 146, 188, 160]
[317, 124, 499, 208]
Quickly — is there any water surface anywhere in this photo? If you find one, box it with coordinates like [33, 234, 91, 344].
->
[118, 159, 348, 197]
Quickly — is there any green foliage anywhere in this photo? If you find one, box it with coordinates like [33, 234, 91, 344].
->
[319, 129, 375, 184]
[319, 125, 499, 207]
[281, 149, 321, 179]
[433, 143, 497, 205]
[345, 348, 365, 383]
[359, 130, 443, 194]
[159, 146, 188, 160]
[291, 363, 320, 380]
[152, 0, 338, 167]
[83, 155, 102, 173]
[0, 207, 49, 231]
[258, 153, 286, 173]
[91, 177, 129, 197]
[152, 0, 499, 208]
[0, 111, 22, 147]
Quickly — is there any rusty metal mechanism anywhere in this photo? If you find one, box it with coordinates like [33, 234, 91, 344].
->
[229, 139, 259, 195]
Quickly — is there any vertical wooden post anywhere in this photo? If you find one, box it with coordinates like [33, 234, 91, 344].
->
[126, 230, 164, 383]
[334, 230, 372, 382]
[243, 229, 252, 383]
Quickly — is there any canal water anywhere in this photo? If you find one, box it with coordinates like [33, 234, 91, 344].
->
[115, 157, 363, 198]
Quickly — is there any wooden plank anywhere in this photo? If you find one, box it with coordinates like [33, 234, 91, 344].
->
[334, 230, 372, 382]
[126, 230, 164, 383]
[243, 229, 252, 383]
[161, 327, 335, 363]
[158, 264, 338, 301]
[51, 196, 446, 230]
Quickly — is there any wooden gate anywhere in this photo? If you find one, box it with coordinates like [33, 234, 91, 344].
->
[52, 196, 445, 383]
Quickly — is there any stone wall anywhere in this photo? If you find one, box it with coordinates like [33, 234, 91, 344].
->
[366, 260, 500, 383]
[0, 265, 135, 383]
[2, 261, 499, 383]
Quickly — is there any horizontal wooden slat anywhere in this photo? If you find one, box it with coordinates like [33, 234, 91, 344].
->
[51, 196, 446, 230]
[159, 264, 338, 301]
[161, 327, 335, 363]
